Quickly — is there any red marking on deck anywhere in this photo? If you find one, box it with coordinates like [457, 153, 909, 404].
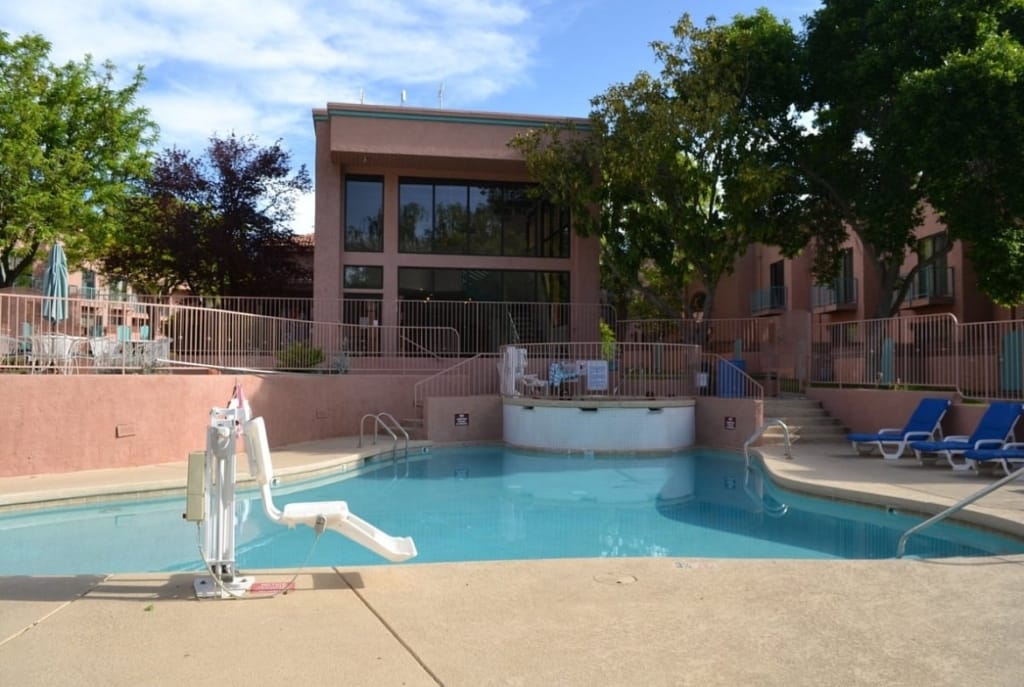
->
[249, 581, 295, 593]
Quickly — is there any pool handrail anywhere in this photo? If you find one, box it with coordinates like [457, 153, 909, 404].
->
[359, 412, 410, 478]
[744, 418, 792, 468]
[896, 462, 1024, 558]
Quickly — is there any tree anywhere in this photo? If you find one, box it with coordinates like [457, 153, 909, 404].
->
[801, 0, 1024, 315]
[0, 32, 156, 287]
[103, 134, 312, 296]
[512, 11, 809, 321]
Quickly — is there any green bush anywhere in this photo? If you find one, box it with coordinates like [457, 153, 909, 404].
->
[276, 342, 324, 369]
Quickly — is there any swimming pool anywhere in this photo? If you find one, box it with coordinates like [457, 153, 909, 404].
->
[2, 445, 1022, 574]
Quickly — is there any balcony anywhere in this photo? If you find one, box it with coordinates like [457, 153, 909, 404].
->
[902, 267, 955, 308]
[812, 277, 858, 312]
[750, 286, 787, 315]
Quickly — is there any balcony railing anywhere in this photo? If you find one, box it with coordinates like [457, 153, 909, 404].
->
[750, 286, 787, 314]
[903, 266, 955, 303]
[811, 277, 858, 310]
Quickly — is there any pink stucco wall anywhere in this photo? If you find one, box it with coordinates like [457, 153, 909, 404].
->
[807, 388, 998, 439]
[423, 395, 503, 444]
[10, 374, 990, 479]
[695, 397, 763, 450]
[0, 373, 425, 477]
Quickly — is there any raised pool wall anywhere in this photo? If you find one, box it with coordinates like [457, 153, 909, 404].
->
[0, 374, 423, 477]
[8, 372, 989, 478]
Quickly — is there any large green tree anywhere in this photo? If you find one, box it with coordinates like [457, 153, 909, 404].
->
[103, 134, 312, 296]
[802, 0, 1024, 315]
[0, 32, 156, 287]
[512, 11, 810, 320]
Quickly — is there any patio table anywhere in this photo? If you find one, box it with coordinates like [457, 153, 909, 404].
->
[30, 334, 87, 374]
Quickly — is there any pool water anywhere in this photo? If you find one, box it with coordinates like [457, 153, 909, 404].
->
[2, 446, 1022, 574]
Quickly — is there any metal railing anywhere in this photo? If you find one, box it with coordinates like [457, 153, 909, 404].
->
[359, 412, 410, 478]
[896, 463, 1024, 557]
[413, 354, 501, 407]
[811, 277, 858, 309]
[616, 317, 779, 358]
[744, 418, 792, 466]
[0, 292, 460, 375]
[7, 283, 1024, 403]
[750, 286, 787, 314]
[809, 313, 1024, 401]
[902, 266, 955, 302]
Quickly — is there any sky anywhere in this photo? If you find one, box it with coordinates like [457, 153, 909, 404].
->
[2, 1, 823, 234]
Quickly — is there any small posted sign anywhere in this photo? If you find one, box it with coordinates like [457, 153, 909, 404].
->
[454, 413, 470, 427]
[724, 416, 737, 430]
[585, 359, 609, 391]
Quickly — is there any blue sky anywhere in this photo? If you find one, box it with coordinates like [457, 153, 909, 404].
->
[2, 1, 822, 233]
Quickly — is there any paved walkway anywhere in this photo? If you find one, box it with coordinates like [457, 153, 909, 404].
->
[2, 439, 1024, 686]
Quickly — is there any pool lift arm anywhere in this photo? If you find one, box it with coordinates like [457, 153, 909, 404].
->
[185, 392, 416, 599]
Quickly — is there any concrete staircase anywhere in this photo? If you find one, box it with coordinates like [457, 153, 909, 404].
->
[760, 395, 848, 445]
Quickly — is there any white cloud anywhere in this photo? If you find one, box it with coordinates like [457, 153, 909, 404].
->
[292, 191, 316, 235]
[2, 0, 543, 234]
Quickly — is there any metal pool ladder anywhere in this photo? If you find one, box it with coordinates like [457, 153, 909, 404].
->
[744, 418, 792, 468]
[359, 412, 410, 478]
[896, 463, 1024, 558]
[742, 418, 793, 517]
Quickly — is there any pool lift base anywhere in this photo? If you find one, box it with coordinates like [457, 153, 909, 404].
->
[185, 384, 417, 599]
[193, 574, 255, 599]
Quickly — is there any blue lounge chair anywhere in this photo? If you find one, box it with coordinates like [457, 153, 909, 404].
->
[847, 398, 951, 460]
[963, 443, 1024, 476]
[910, 401, 1024, 471]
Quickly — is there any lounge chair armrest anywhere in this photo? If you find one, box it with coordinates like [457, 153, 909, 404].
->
[972, 439, 1008, 449]
[943, 435, 970, 443]
[901, 431, 937, 441]
[876, 428, 903, 436]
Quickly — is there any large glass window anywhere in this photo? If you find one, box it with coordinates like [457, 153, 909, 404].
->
[916, 232, 951, 298]
[398, 268, 569, 302]
[398, 267, 570, 353]
[345, 177, 383, 252]
[343, 265, 383, 290]
[398, 178, 570, 257]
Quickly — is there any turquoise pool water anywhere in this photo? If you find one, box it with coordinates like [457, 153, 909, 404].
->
[2, 446, 1022, 574]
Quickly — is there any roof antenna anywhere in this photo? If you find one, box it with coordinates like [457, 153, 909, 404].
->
[438, 81, 445, 109]
[401, 89, 407, 106]
[359, 88, 364, 104]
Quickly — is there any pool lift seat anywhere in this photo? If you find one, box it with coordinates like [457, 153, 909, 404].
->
[243, 416, 418, 564]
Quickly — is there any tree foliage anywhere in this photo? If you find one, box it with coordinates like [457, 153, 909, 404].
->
[802, 0, 1024, 314]
[0, 31, 156, 287]
[103, 134, 312, 296]
[512, 11, 809, 320]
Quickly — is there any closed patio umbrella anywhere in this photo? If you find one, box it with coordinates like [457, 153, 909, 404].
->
[41, 242, 69, 328]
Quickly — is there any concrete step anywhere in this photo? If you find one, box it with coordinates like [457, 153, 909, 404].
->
[761, 395, 848, 444]
[401, 417, 426, 440]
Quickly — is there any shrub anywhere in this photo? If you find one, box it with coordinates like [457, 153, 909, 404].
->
[276, 342, 324, 369]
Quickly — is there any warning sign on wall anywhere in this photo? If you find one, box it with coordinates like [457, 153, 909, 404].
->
[454, 413, 470, 427]
[724, 416, 736, 430]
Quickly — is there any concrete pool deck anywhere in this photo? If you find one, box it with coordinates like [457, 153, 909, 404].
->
[2, 439, 1024, 686]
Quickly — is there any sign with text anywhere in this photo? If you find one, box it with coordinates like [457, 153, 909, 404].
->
[724, 416, 737, 430]
[454, 413, 469, 427]
[585, 359, 609, 391]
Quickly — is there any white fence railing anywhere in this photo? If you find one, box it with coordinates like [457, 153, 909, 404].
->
[0, 293, 460, 374]
[810, 313, 1024, 401]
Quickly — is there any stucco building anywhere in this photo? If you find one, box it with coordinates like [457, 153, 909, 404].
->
[311, 103, 602, 350]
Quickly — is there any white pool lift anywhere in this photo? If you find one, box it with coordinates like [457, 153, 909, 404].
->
[185, 385, 417, 598]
